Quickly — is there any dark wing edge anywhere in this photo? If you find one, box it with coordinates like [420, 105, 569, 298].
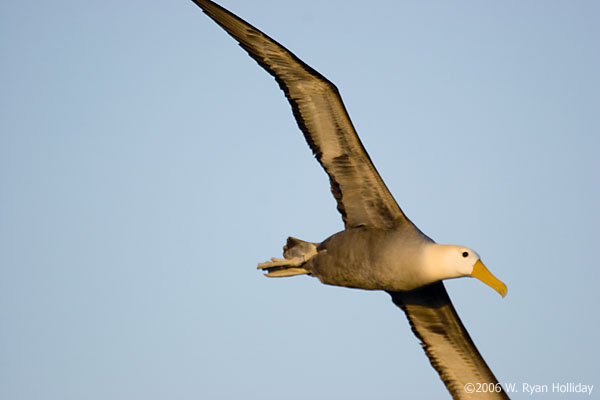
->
[388, 282, 510, 400]
[191, 0, 414, 230]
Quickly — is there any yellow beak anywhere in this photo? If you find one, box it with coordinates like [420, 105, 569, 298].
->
[471, 259, 507, 297]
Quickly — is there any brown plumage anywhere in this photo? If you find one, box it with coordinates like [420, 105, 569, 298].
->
[192, 1, 508, 398]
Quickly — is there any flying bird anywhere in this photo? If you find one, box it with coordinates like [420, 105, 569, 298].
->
[191, 1, 509, 398]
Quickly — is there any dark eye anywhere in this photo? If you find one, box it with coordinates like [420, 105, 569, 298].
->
[462, 252, 469, 258]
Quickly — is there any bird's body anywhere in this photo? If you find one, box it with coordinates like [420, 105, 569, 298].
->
[191, 1, 508, 398]
[298, 226, 433, 291]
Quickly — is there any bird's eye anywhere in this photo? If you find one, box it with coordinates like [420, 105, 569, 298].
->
[462, 252, 469, 258]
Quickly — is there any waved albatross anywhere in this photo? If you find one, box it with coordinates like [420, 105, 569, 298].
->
[192, 1, 509, 398]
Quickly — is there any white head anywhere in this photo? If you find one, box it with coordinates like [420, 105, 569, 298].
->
[424, 244, 507, 297]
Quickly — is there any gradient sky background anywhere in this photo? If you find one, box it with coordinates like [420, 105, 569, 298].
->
[1, 1, 599, 399]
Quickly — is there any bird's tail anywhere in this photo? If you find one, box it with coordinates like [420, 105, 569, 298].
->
[257, 237, 318, 277]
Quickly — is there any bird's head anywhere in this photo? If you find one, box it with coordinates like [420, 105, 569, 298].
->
[427, 244, 507, 297]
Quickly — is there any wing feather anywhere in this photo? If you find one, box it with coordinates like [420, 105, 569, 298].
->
[389, 283, 510, 399]
[192, 0, 412, 229]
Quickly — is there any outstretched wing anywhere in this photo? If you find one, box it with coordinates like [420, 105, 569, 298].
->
[388, 283, 510, 399]
[192, 0, 414, 230]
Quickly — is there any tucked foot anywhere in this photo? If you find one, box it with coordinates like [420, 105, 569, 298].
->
[257, 257, 305, 269]
[257, 256, 309, 277]
[257, 237, 318, 278]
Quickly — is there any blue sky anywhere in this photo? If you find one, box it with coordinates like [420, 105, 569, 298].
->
[1, 1, 599, 399]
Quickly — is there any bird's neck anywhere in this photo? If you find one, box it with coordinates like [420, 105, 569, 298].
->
[421, 243, 465, 283]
